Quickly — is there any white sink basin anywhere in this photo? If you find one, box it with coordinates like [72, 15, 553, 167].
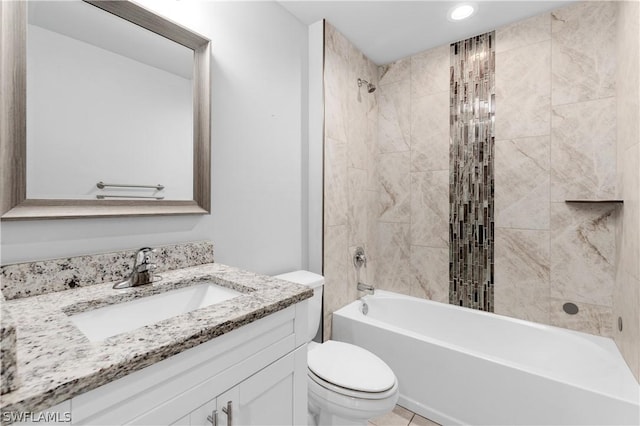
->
[69, 283, 242, 342]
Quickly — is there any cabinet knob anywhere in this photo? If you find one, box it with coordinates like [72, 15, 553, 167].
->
[206, 409, 218, 426]
[222, 401, 232, 426]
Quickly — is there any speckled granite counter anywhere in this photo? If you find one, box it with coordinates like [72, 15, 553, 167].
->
[0, 263, 312, 416]
[0, 304, 18, 395]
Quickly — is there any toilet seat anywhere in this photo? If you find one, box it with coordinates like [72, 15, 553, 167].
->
[307, 370, 400, 425]
[307, 341, 396, 397]
[308, 369, 398, 400]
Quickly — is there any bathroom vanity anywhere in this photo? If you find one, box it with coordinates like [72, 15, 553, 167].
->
[53, 303, 306, 426]
[0, 246, 311, 425]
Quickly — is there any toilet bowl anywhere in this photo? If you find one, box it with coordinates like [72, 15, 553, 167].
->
[274, 271, 399, 426]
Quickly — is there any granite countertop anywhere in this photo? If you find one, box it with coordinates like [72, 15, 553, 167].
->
[0, 263, 312, 416]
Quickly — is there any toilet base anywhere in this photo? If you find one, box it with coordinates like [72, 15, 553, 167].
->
[307, 374, 399, 426]
[308, 400, 370, 426]
[308, 411, 368, 426]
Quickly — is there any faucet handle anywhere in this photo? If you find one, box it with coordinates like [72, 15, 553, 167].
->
[353, 247, 367, 269]
[134, 247, 154, 264]
[133, 247, 157, 271]
[114, 247, 159, 289]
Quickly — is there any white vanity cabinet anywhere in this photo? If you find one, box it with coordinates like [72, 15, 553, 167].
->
[135, 347, 305, 426]
[186, 349, 302, 426]
[36, 302, 309, 426]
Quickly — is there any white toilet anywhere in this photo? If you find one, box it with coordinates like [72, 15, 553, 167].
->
[275, 271, 399, 426]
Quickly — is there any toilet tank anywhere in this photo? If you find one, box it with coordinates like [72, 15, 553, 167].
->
[274, 270, 324, 342]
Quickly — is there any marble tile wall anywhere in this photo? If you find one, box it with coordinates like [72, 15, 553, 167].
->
[376, 43, 450, 302]
[493, 1, 618, 336]
[613, 0, 640, 382]
[323, 2, 628, 346]
[549, 1, 617, 335]
[323, 22, 378, 339]
[494, 9, 552, 336]
[367, 1, 619, 337]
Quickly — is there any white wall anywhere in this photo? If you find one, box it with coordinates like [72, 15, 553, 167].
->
[1, 0, 309, 276]
[307, 20, 324, 275]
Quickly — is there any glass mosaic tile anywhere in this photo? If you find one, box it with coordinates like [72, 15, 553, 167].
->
[449, 32, 495, 312]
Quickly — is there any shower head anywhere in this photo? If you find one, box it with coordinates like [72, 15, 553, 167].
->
[357, 78, 376, 93]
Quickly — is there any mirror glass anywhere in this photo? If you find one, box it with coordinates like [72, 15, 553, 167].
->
[26, 1, 194, 201]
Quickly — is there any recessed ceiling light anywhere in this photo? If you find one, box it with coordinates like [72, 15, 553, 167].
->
[448, 3, 476, 21]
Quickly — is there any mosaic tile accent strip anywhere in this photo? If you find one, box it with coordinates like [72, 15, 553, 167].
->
[0, 241, 214, 300]
[449, 32, 495, 311]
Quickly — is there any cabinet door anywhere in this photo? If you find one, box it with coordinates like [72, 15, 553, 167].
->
[236, 351, 296, 426]
[170, 414, 190, 426]
[189, 397, 218, 426]
[215, 388, 239, 426]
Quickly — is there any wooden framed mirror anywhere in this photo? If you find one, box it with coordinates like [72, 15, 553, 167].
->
[0, 0, 211, 220]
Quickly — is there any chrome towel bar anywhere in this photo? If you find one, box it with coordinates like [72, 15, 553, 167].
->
[96, 195, 165, 200]
[97, 181, 165, 190]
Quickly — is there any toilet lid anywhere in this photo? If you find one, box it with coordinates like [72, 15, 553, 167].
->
[307, 341, 396, 393]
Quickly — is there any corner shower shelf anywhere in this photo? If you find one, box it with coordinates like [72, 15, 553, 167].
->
[564, 199, 624, 204]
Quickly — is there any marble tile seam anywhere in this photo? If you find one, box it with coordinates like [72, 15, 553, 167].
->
[550, 94, 617, 109]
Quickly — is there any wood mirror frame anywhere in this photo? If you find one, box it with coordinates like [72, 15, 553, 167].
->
[0, 0, 211, 220]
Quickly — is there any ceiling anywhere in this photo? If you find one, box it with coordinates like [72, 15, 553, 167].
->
[279, 1, 574, 65]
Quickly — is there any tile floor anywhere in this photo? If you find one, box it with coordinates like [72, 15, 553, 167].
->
[369, 405, 441, 426]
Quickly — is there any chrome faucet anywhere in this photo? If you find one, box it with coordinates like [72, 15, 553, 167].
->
[353, 247, 367, 269]
[113, 247, 159, 289]
[357, 281, 375, 295]
[354, 247, 373, 295]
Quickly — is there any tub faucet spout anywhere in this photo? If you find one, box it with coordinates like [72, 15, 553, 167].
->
[357, 281, 375, 295]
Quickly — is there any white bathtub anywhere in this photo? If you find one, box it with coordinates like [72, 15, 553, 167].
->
[332, 291, 640, 425]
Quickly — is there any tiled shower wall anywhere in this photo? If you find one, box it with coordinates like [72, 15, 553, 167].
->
[376, 42, 451, 302]
[613, 0, 640, 381]
[323, 22, 378, 339]
[325, 1, 619, 338]
[322, 4, 640, 371]
[494, 1, 618, 335]
[322, 0, 639, 381]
